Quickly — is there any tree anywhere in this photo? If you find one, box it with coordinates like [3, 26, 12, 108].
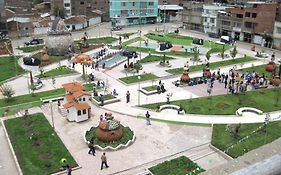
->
[205, 51, 211, 62]
[53, 5, 65, 19]
[230, 46, 238, 60]
[29, 84, 36, 97]
[0, 84, 15, 101]
[134, 60, 142, 73]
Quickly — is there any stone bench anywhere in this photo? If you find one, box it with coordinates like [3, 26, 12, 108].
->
[159, 104, 185, 114]
[236, 107, 263, 116]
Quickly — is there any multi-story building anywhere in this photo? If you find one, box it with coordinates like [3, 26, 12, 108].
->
[158, 0, 183, 6]
[217, 2, 277, 47]
[273, 21, 281, 50]
[181, 0, 204, 31]
[51, 0, 110, 21]
[109, 0, 158, 27]
[202, 4, 226, 35]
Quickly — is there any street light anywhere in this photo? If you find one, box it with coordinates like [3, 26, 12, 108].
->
[138, 75, 141, 106]
[278, 59, 281, 77]
[49, 100, 55, 130]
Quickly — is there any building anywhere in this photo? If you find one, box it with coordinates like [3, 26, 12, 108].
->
[181, 1, 204, 31]
[51, 0, 110, 21]
[62, 82, 91, 122]
[109, 0, 158, 27]
[273, 21, 281, 50]
[158, 0, 183, 6]
[202, 4, 226, 35]
[158, 4, 183, 22]
[217, 2, 277, 47]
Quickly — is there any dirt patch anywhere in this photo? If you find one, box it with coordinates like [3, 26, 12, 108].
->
[32, 140, 43, 147]
[216, 103, 230, 109]
[38, 153, 50, 160]
[188, 106, 201, 113]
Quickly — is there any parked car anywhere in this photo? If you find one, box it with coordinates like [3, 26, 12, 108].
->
[208, 33, 220, 39]
[24, 38, 44, 46]
[111, 26, 122, 31]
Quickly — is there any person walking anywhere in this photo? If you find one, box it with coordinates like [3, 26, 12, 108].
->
[126, 91, 130, 103]
[101, 152, 109, 170]
[88, 140, 95, 156]
[66, 165, 72, 175]
[145, 111, 151, 125]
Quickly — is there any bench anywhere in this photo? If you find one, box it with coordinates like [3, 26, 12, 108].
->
[159, 104, 185, 114]
[255, 85, 268, 90]
[236, 107, 263, 116]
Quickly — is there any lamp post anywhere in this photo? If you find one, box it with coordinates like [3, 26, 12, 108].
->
[49, 100, 55, 130]
[138, 75, 141, 106]
[278, 59, 281, 77]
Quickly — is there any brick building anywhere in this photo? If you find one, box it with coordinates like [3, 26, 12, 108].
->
[217, 2, 277, 47]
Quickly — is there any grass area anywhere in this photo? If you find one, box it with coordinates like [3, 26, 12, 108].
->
[140, 55, 175, 63]
[166, 56, 256, 75]
[75, 37, 117, 45]
[237, 64, 272, 77]
[141, 87, 281, 115]
[137, 116, 211, 127]
[85, 126, 134, 148]
[142, 85, 158, 91]
[119, 73, 159, 84]
[0, 83, 94, 109]
[5, 113, 77, 174]
[126, 46, 194, 57]
[148, 156, 205, 175]
[18, 45, 44, 53]
[145, 33, 193, 46]
[122, 37, 144, 46]
[212, 121, 281, 158]
[32, 52, 64, 67]
[0, 56, 26, 83]
[37, 66, 76, 78]
[93, 94, 116, 102]
[116, 32, 136, 37]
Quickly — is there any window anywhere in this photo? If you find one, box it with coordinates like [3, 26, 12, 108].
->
[79, 98, 81, 101]
[252, 13, 257, 18]
[83, 109, 87, 114]
[253, 4, 257, 8]
[83, 98, 85, 101]
[80, 1, 84, 5]
[204, 18, 207, 22]
[237, 14, 243, 18]
[132, 2, 136, 6]
[222, 21, 230, 26]
[244, 22, 257, 29]
[121, 2, 127, 6]
[64, 3, 70, 7]
[210, 18, 215, 23]
[148, 2, 154, 6]
[77, 110, 81, 116]
[277, 27, 281, 34]
[121, 10, 128, 16]
[245, 12, 250, 17]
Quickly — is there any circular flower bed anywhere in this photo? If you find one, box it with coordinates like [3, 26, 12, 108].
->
[84, 125, 135, 150]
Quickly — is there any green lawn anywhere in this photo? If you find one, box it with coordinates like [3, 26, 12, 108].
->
[119, 73, 159, 84]
[37, 66, 76, 78]
[140, 55, 175, 63]
[116, 32, 136, 37]
[122, 37, 144, 46]
[0, 56, 26, 83]
[238, 65, 272, 77]
[85, 126, 134, 148]
[126, 46, 194, 57]
[75, 37, 117, 44]
[93, 94, 116, 102]
[142, 87, 281, 115]
[145, 33, 193, 46]
[32, 52, 64, 67]
[149, 156, 205, 175]
[5, 113, 77, 174]
[18, 45, 44, 53]
[142, 85, 158, 91]
[166, 56, 256, 75]
[212, 121, 281, 158]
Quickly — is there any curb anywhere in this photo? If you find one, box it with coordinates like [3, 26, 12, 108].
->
[1, 119, 23, 175]
[37, 72, 80, 80]
[209, 144, 234, 161]
[51, 166, 82, 175]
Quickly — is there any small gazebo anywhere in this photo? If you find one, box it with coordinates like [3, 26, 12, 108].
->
[72, 54, 93, 77]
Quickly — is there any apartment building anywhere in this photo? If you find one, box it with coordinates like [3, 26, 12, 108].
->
[158, 0, 183, 6]
[51, 0, 110, 21]
[181, 0, 204, 31]
[109, 0, 158, 26]
[217, 2, 277, 47]
[202, 4, 226, 35]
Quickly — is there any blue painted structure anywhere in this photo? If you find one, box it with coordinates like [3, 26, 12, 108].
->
[110, 0, 158, 26]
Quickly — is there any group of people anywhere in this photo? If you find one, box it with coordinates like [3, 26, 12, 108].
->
[157, 80, 166, 94]
[87, 139, 109, 170]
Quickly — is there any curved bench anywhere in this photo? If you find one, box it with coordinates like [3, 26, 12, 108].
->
[236, 107, 263, 116]
[159, 104, 185, 114]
